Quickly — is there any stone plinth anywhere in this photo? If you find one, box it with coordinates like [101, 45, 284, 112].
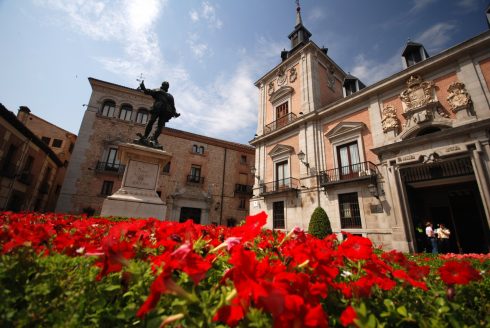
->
[100, 143, 171, 219]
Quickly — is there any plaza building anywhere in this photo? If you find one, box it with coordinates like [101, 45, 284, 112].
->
[56, 78, 255, 226]
[0, 104, 64, 211]
[249, 5, 490, 253]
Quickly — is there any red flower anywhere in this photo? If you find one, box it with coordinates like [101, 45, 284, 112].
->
[439, 260, 481, 285]
[340, 305, 357, 327]
[338, 235, 373, 261]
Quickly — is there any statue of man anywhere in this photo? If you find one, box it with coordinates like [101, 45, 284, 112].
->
[138, 80, 180, 147]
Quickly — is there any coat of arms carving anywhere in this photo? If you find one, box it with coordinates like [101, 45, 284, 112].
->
[447, 81, 471, 112]
[268, 81, 275, 96]
[400, 75, 435, 111]
[289, 67, 297, 83]
[277, 66, 287, 86]
[381, 105, 400, 133]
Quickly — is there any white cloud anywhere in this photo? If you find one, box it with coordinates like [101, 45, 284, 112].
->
[187, 33, 210, 61]
[409, 0, 438, 13]
[416, 22, 456, 52]
[456, 0, 480, 12]
[350, 53, 402, 85]
[308, 7, 325, 22]
[189, 1, 223, 29]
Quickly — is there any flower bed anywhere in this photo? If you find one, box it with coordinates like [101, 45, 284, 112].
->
[0, 211, 488, 327]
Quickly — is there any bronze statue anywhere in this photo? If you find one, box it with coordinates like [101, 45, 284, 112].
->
[136, 80, 180, 148]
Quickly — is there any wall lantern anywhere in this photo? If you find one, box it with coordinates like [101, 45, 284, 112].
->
[297, 150, 310, 168]
[250, 166, 260, 181]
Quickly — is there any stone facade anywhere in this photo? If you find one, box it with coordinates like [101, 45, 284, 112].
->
[0, 104, 63, 211]
[250, 7, 490, 253]
[56, 78, 255, 225]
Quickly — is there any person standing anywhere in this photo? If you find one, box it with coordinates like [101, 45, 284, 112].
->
[436, 223, 451, 254]
[425, 221, 438, 254]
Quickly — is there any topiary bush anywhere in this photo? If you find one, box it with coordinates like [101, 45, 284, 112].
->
[308, 206, 332, 239]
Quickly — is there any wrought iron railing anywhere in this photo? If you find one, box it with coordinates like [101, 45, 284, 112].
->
[400, 157, 473, 183]
[264, 113, 297, 134]
[259, 178, 300, 195]
[235, 184, 253, 195]
[187, 175, 204, 184]
[319, 161, 378, 186]
[95, 161, 125, 175]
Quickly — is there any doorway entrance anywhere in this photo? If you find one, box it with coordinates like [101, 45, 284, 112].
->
[406, 181, 489, 254]
[179, 207, 202, 224]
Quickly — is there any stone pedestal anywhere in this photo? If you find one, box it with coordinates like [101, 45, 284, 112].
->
[100, 143, 171, 220]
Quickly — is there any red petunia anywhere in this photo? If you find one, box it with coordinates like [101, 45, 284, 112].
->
[338, 235, 373, 261]
[340, 305, 357, 327]
[438, 260, 481, 285]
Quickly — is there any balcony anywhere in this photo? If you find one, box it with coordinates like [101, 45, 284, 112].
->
[259, 178, 300, 196]
[187, 175, 204, 184]
[235, 184, 253, 195]
[264, 113, 297, 134]
[95, 161, 125, 176]
[319, 161, 378, 188]
[17, 172, 34, 185]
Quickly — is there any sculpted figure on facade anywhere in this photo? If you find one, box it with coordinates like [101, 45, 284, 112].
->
[277, 66, 287, 86]
[447, 81, 472, 112]
[268, 81, 275, 96]
[289, 67, 297, 83]
[400, 75, 435, 111]
[381, 105, 400, 133]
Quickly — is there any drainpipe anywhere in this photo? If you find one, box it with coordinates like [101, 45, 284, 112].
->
[219, 148, 227, 225]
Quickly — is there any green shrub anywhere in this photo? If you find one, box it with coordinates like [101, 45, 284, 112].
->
[308, 206, 332, 238]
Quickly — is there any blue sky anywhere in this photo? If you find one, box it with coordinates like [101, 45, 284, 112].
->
[0, 0, 488, 144]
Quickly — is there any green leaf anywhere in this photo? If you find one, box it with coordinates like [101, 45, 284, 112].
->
[104, 284, 121, 291]
[396, 306, 408, 317]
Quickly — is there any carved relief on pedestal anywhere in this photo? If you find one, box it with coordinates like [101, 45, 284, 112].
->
[400, 75, 435, 111]
[381, 105, 400, 133]
[289, 67, 297, 83]
[277, 66, 287, 86]
[447, 81, 471, 112]
[268, 81, 275, 96]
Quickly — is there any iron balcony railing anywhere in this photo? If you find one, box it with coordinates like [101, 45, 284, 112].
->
[95, 161, 126, 175]
[319, 161, 378, 187]
[400, 157, 473, 183]
[264, 113, 297, 134]
[187, 175, 204, 184]
[17, 172, 34, 185]
[259, 178, 300, 195]
[235, 184, 253, 195]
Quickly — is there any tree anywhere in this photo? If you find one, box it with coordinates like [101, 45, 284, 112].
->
[308, 207, 332, 239]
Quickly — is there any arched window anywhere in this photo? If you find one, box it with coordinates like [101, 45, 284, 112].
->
[119, 104, 133, 121]
[100, 100, 115, 117]
[136, 108, 149, 124]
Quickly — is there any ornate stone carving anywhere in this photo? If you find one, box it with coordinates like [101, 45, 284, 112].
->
[400, 75, 435, 111]
[289, 67, 297, 83]
[381, 105, 400, 133]
[277, 66, 287, 86]
[268, 81, 275, 96]
[327, 64, 335, 89]
[447, 81, 471, 112]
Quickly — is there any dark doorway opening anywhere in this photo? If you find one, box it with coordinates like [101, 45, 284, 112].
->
[179, 207, 202, 224]
[407, 181, 489, 254]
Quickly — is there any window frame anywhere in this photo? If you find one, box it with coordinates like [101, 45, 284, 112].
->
[100, 100, 115, 117]
[119, 105, 133, 121]
[135, 109, 149, 124]
[52, 139, 63, 148]
[101, 180, 114, 196]
[338, 192, 363, 229]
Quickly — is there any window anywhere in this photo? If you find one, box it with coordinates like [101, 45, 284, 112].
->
[105, 148, 120, 171]
[69, 142, 75, 153]
[240, 155, 247, 164]
[162, 161, 171, 174]
[101, 181, 114, 196]
[52, 139, 63, 148]
[339, 192, 362, 229]
[276, 102, 289, 128]
[1, 144, 18, 177]
[136, 109, 149, 124]
[275, 160, 289, 190]
[55, 184, 62, 194]
[22, 156, 34, 172]
[337, 141, 361, 179]
[41, 136, 51, 145]
[273, 201, 285, 229]
[192, 145, 204, 154]
[405, 50, 422, 67]
[119, 105, 133, 121]
[189, 165, 201, 183]
[238, 198, 246, 209]
[101, 101, 115, 117]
